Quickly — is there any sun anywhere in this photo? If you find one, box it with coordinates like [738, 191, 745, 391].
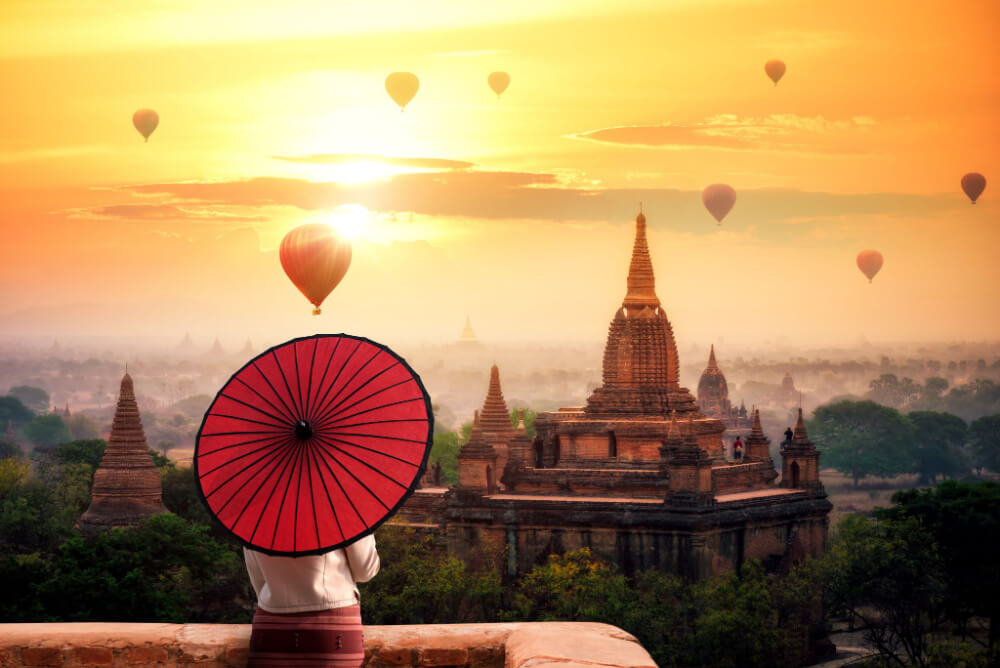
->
[327, 204, 371, 240]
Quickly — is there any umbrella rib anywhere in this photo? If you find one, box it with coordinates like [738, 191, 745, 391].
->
[316, 341, 361, 426]
[293, 436, 306, 552]
[312, 375, 411, 431]
[313, 347, 383, 426]
[205, 412, 291, 430]
[227, 439, 296, 543]
[270, 440, 307, 550]
[293, 342, 306, 424]
[305, 442, 322, 550]
[319, 433, 423, 469]
[208, 436, 296, 515]
[322, 397, 424, 429]
[272, 350, 303, 420]
[305, 336, 346, 424]
[204, 435, 295, 502]
[199, 436, 297, 478]
[213, 439, 297, 521]
[330, 431, 426, 445]
[199, 433, 293, 457]
[314, 436, 403, 499]
[311, 361, 402, 427]
[326, 417, 427, 431]
[312, 442, 370, 531]
[250, 362, 300, 425]
[309, 443, 346, 542]
[233, 375, 296, 425]
[247, 439, 302, 547]
[218, 391, 290, 427]
[303, 337, 319, 426]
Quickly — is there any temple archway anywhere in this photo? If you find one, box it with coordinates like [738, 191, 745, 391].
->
[790, 461, 800, 488]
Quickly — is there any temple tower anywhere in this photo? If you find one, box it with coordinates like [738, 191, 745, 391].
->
[478, 365, 514, 477]
[585, 210, 699, 417]
[78, 372, 168, 534]
[665, 418, 714, 508]
[745, 408, 772, 462]
[781, 408, 821, 490]
[697, 344, 732, 417]
[457, 411, 498, 494]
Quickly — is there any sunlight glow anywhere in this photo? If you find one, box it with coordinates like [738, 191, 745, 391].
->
[327, 204, 371, 240]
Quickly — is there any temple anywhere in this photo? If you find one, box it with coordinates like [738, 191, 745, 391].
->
[77, 372, 168, 534]
[400, 210, 830, 579]
[697, 344, 750, 456]
[456, 315, 485, 352]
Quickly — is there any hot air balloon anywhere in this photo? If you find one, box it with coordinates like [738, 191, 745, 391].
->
[764, 60, 786, 86]
[961, 172, 986, 204]
[279, 224, 352, 315]
[856, 250, 883, 283]
[132, 109, 159, 142]
[385, 72, 419, 111]
[488, 71, 510, 98]
[702, 184, 737, 225]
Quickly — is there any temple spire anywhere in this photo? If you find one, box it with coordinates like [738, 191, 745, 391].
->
[478, 364, 514, 436]
[623, 209, 660, 310]
[793, 407, 809, 441]
[707, 344, 718, 369]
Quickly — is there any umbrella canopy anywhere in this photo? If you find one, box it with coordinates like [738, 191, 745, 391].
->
[195, 334, 433, 555]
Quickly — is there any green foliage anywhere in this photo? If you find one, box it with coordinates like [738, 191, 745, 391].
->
[509, 407, 538, 437]
[50, 439, 106, 469]
[0, 395, 35, 428]
[23, 414, 71, 447]
[64, 414, 100, 441]
[358, 525, 501, 625]
[810, 400, 914, 485]
[0, 439, 21, 460]
[33, 514, 248, 623]
[7, 385, 50, 413]
[826, 481, 1000, 665]
[968, 414, 1000, 474]
[161, 466, 215, 529]
[906, 411, 968, 484]
[867, 374, 921, 408]
[427, 431, 460, 485]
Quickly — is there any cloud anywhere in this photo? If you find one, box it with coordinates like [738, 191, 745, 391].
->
[431, 49, 511, 58]
[269, 154, 475, 170]
[70, 203, 267, 223]
[572, 114, 879, 154]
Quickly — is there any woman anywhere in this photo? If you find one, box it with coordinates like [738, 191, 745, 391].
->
[244, 534, 380, 667]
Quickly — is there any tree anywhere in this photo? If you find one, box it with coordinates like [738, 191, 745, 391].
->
[0, 396, 34, 430]
[867, 374, 921, 408]
[428, 431, 460, 485]
[50, 439, 106, 469]
[810, 400, 914, 486]
[509, 407, 538, 437]
[7, 386, 50, 413]
[907, 411, 968, 484]
[23, 414, 71, 447]
[64, 414, 100, 441]
[0, 439, 21, 460]
[967, 415, 1000, 475]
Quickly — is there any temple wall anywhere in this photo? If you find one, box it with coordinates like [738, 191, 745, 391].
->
[571, 434, 612, 460]
[711, 462, 779, 494]
[458, 460, 495, 492]
[617, 437, 663, 463]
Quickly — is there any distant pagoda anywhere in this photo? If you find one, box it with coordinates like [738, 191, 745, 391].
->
[78, 372, 168, 534]
[456, 315, 485, 351]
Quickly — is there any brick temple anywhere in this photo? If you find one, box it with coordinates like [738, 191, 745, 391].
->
[403, 210, 830, 579]
[697, 344, 751, 456]
[77, 372, 168, 534]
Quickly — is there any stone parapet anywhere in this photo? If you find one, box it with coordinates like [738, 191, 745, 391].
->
[0, 621, 656, 668]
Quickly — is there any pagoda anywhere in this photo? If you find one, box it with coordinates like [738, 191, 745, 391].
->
[456, 315, 485, 352]
[78, 372, 168, 534]
[697, 345, 750, 454]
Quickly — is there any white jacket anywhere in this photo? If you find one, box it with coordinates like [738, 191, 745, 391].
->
[244, 534, 381, 613]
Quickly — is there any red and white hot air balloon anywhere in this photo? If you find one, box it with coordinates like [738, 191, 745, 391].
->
[961, 172, 986, 204]
[856, 250, 883, 283]
[279, 224, 352, 315]
[702, 184, 737, 225]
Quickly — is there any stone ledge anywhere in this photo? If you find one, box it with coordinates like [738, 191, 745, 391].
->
[0, 622, 656, 668]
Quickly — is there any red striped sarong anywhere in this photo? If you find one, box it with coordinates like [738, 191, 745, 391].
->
[248, 604, 364, 667]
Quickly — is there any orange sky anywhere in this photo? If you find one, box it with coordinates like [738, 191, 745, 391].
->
[1, 0, 998, 350]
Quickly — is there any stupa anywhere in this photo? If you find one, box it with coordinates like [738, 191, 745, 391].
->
[697, 345, 750, 453]
[77, 372, 168, 534]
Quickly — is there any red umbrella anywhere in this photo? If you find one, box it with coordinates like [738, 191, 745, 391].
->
[195, 334, 433, 555]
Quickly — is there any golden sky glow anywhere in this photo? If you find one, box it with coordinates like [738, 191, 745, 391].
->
[1, 0, 998, 348]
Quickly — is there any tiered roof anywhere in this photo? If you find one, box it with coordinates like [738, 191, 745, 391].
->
[478, 365, 514, 439]
[78, 372, 167, 533]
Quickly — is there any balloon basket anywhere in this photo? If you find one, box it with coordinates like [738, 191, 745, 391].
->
[312, 308, 322, 315]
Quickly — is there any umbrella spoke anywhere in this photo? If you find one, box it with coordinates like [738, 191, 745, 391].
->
[208, 436, 295, 510]
[329, 431, 427, 445]
[313, 376, 411, 431]
[320, 433, 423, 469]
[199, 437, 295, 478]
[206, 412, 291, 430]
[201, 429, 290, 437]
[308, 339, 362, 424]
[218, 391, 290, 427]
[273, 349, 303, 420]
[247, 440, 303, 546]
[326, 417, 428, 431]
[305, 442, 322, 549]
[313, 348, 383, 425]
[252, 361, 301, 424]
[322, 397, 424, 430]
[311, 442, 369, 530]
[311, 361, 402, 427]
[314, 435, 407, 495]
[271, 441, 307, 550]
[199, 433, 294, 457]
[304, 335, 342, 424]
[303, 338, 319, 427]
[233, 375, 297, 425]
[213, 439, 296, 520]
